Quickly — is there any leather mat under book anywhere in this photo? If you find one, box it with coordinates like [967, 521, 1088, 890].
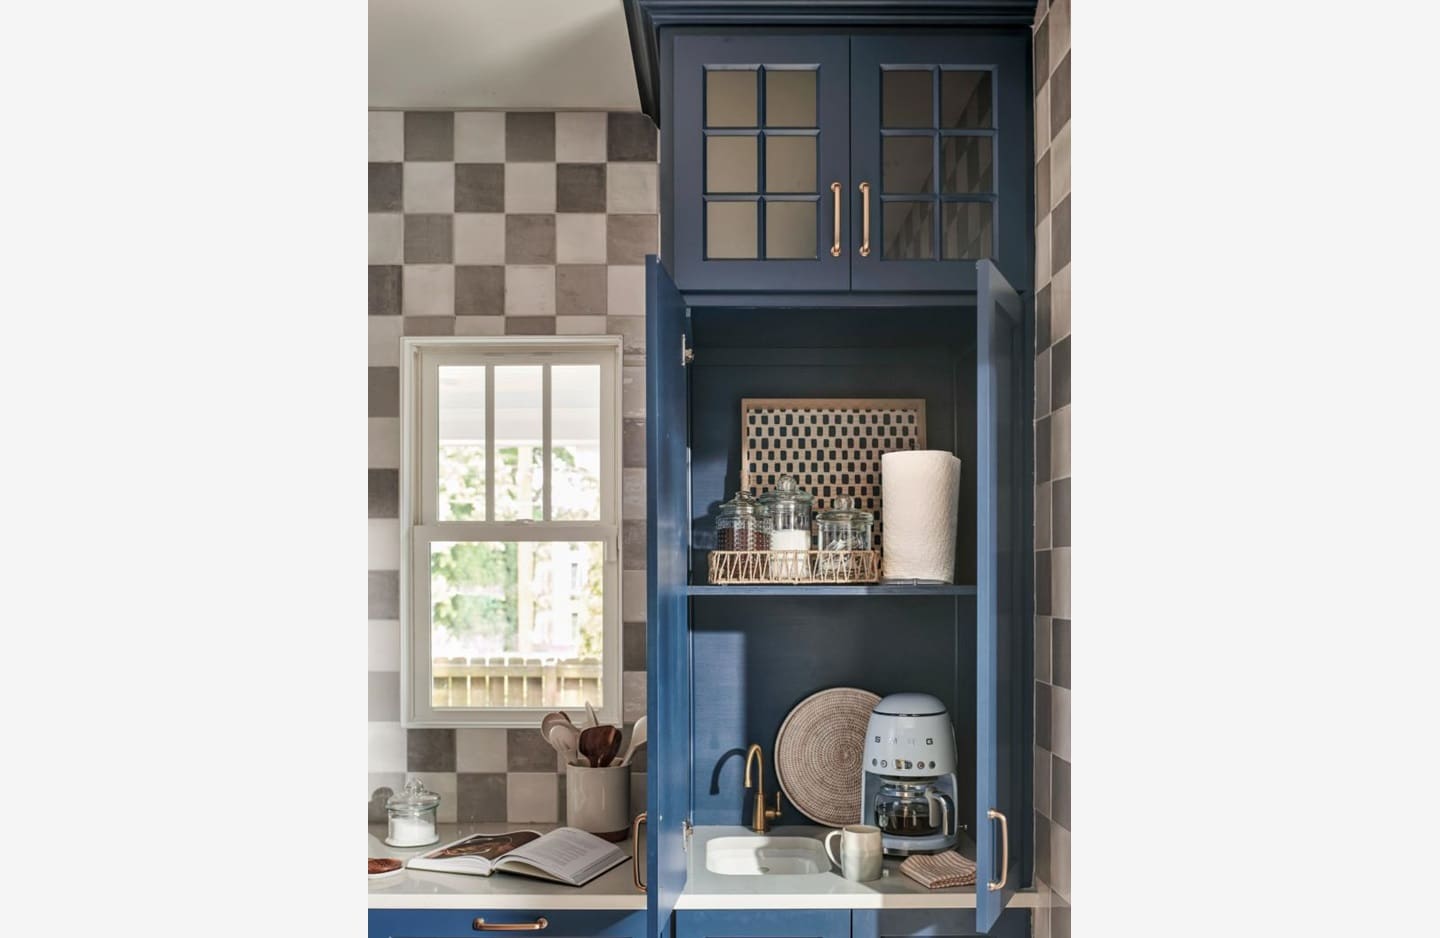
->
[898, 851, 977, 889]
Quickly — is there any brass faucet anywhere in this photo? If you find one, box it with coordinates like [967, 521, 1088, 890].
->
[743, 743, 782, 833]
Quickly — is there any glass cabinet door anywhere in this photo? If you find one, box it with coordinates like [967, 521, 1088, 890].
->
[669, 34, 850, 291]
[850, 35, 1031, 293]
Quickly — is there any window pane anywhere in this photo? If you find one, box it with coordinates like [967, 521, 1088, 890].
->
[882, 136, 935, 194]
[766, 135, 816, 193]
[551, 365, 602, 520]
[765, 201, 817, 258]
[494, 365, 543, 521]
[941, 137, 994, 194]
[882, 69, 932, 129]
[706, 201, 758, 258]
[430, 541, 605, 709]
[765, 70, 816, 127]
[707, 69, 757, 127]
[883, 201, 935, 260]
[707, 136, 757, 193]
[942, 202, 994, 259]
[941, 70, 993, 129]
[437, 365, 486, 521]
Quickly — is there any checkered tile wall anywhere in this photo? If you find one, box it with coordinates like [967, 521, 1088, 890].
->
[368, 110, 657, 825]
[1031, 2, 1071, 936]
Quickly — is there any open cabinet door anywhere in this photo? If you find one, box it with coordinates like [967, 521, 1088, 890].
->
[974, 261, 1028, 933]
[645, 256, 692, 938]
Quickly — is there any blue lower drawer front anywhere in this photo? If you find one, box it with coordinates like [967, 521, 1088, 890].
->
[369, 909, 646, 938]
[852, 909, 1030, 938]
[676, 910, 852, 938]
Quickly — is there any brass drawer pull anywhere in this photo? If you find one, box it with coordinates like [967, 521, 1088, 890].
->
[631, 812, 647, 891]
[472, 917, 548, 931]
[986, 808, 1009, 892]
[858, 181, 871, 257]
[830, 181, 843, 256]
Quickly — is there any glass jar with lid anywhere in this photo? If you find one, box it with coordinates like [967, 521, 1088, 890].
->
[759, 475, 813, 579]
[385, 778, 441, 847]
[715, 490, 770, 552]
[815, 495, 874, 552]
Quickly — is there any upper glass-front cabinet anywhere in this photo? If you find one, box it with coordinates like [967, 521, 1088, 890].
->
[670, 35, 850, 291]
[665, 32, 1030, 293]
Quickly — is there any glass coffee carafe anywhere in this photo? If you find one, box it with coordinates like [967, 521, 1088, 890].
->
[873, 780, 954, 838]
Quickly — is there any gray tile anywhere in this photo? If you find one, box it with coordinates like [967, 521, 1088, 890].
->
[1051, 756, 1070, 830]
[506, 215, 556, 264]
[369, 570, 399, 619]
[1052, 476, 1070, 548]
[1033, 745, 1051, 818]
[1035, 548, 1051, 617]
[368, 670, 400, 721]
[405, 111, 454, 161]
[407, 728, 456, 772]
[369, 162, 402, 212]
[455, 163, 505, 212]
[1035, 283, 1052, 351]
[1035, 414, 1051, 483]
[1035, 480, 1052, 550]
[1035, 347, 1051, 420]
[505, 317, 556, 336]
[1051, 194, 1070, 275]
[404, 316, 455, 336]
[369, 366, 399, 417]
[1053, 901, 1070, 938]
[556, 265, 607, 316]
[404, 214, 454, 264]
[1033, 16, 1050, 90]
[456, 266, 505, 315]
[607, 215, 658, 264]
[1035, 680, 1052, 752]
[369, 468, 399, 518]
[557, 163, 607, 212]
[457, 773, 508, 822]
[623, 519, 646, 570]
[508, 729, 558, 772]
[1051, 335, 1070, 410]
[369, 265, 401, 316]
[623, 620, 646, 672]
[607, 316, 645, 356]
[1034, 810, 1051, 883]
[1050, 52, 1070, 137]
[607, 112, 657, 161]
[1035, 614, 1051, 684]
[623, 418, 646, 468]
[1052, 617, 1071, 689]
[1035, 149, 1051, 225]
[506, 112, 556, 161]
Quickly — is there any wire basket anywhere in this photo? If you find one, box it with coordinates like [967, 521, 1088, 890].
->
[707, 549, 882, 585]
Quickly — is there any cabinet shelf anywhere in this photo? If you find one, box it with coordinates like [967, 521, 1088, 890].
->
[685, 584, 977, 597]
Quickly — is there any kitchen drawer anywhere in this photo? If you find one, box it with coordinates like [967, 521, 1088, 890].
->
[368, 909, 646, 938]
[676, 909, 851, 938]
[851, 908, 1029, 938]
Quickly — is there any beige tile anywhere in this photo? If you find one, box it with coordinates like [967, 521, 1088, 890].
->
[1035, 80, 1051, 165]
[369, 214, 403, 264]
[505, 162, 557, 213]
[1035, 481, 1052, 550]
[1035, 346, 1052, 418]
[622, 364, 646, 419]
[369, 316, 403, 367]
[622, 670, 647, 723]
[454, 316, 505, 336]
[505, 266, 556, 316]
[368, 722, 407, 773]
[404, 162, 455, 213]
[1051, 546, 1070, 620]
[1051, 683, 1071, 762]
[456, 729, 508, 773]
[607, 162, 659, 214]
[368, 619, 400, 672]
[1035, 214, 1052, 286]
[1048, 0, 1071, 72]
[1051, 264, 1071, 340]
[454, 213, 505, 265]
[556, 214, 608, 264]
[556, 112, 607, 162]
[368, 519, 401, 569]
[369, 417, 401, 468]
[606, 265, 645, 317]
[455, 112, 506, 162]
[506, 773, 559, 823]
[403, 265, 455, 317]
[1050, 121, 1071, 207]
[1051, 405, 1071, 479]
[369, 111, 404, 162]
[1049, 813, 1071, 902]
[623, 468, 646, 519]
[622, 570, 646, 621]
[406, 771, 458, 823]
[557, 316, 607, 334]
[1033, 744, 1052, 818]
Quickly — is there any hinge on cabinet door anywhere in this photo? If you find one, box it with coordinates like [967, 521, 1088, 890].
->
[681, 334, 693, 367]
[683, 819, 693, 851]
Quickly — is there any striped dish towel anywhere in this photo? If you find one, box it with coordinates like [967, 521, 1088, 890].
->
[898, 851, 978, 889]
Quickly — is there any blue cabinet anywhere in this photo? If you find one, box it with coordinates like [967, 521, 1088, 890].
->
[852, 909, 1030, 938]
[368, 909, 646, 938]
[677, 910, 852, 938]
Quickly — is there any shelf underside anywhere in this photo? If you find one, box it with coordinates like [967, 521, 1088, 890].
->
[685, 583, 977, 596]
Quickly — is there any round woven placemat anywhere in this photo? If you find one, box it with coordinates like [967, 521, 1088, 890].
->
[774, 686, 881, 827]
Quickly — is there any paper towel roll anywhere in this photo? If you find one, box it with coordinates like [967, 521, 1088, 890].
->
[881, 450, 962, 583]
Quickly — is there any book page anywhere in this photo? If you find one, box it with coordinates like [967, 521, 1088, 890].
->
[501, 828, 625, 884]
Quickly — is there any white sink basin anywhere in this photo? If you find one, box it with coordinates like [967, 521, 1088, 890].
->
[704, 835, 832, 876]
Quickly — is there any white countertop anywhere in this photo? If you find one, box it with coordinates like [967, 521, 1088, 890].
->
[676, 825, 1041, 910]
[368, 824, 646, 910]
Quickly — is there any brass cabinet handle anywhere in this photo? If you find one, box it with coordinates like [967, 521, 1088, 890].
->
[830, 181, 842, 257]
[631, 812, 647, 892]
[472, 918, 548, 931]
[986, 809, 1009, 892]
[858, 181, 872, 257]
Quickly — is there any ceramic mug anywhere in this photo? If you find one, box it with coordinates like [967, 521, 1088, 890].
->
[566, 762, 630, 842]
[824, 824, 883, 882]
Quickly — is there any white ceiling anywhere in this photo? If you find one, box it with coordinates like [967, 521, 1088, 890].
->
[369, 0, 641, 110]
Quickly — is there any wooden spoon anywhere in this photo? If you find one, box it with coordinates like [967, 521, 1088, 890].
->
[579, 723, 623, 768]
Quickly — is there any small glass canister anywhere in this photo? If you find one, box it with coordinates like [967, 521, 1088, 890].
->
[815, 496, 874, 552]
[760, 475, 813, 578]
[385, 778, 441, 847]
[715, 490, 770, 552]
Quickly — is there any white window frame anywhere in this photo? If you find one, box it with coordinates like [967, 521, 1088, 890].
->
[400, 336, 623, 728]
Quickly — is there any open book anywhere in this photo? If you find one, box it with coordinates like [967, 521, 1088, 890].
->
[405, 828, 629, 887]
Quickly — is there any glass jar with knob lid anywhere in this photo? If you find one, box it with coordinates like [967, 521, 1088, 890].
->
[815, 495, 874, 552]
[759, 475, 813, 579]
[715, 490, 770, 552]
[385, 778, 441, 847]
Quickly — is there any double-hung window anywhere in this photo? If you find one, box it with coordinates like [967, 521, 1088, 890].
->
[401, 337, 622, 727]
